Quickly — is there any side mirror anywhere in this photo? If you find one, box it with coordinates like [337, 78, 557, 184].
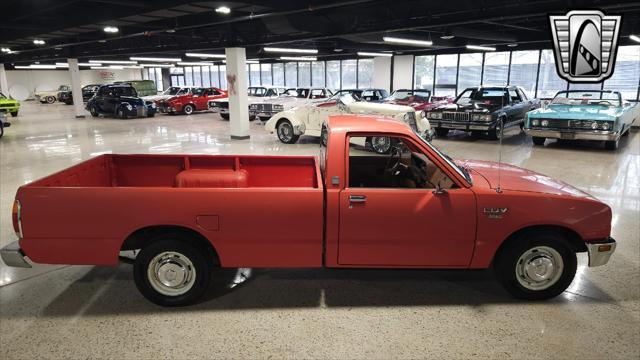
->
[432, 183, 448, 195]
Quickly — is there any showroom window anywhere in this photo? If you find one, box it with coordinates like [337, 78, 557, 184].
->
[414, 55, 435, 91]
[285, 62, 297, 87]
[184, 67, 193, 86]
[341, 59, 357, 89]
[193, 66, 202, 87]
[142, 69, 148, 80]
[312, 61, 325, 87]
[210, 66, 220, 88]
[434, 54, 458, 96]
[298, 62, 311, 87]
[604, 45, 640, 100]
[358, 59, 374, 88]
[155, 68, 163, 91]
[272, 63, 285, 86]
[201, 66, 211, 87]
[250, 64, 261, 86]
[483, 52, 510, 86]
[170, 67, 184, 86]
[219, 65, 227, 89]
[457, 53, 482, 94]
[261, 64, 272, 86]
[326, 60, 341, 90]
[509, 50, 539, 95]
[537, 49, 567, 98]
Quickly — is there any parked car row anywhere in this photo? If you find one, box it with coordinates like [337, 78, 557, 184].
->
[34, 80, 157, 105]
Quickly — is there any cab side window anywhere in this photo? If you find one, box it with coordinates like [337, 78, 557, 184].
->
[509, 89, 521, 103]
[348, 136, 456, 189]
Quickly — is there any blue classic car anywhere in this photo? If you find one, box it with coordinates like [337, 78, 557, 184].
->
[525, 90, 638, 150]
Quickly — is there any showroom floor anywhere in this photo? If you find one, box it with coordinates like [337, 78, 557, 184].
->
[1, 102, 638, 359]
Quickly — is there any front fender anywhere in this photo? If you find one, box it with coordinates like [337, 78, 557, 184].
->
[264, 110, 299, 133]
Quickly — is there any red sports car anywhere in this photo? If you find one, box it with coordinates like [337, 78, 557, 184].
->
[384, 89, 453, 112]
[157, 87, 227, 115]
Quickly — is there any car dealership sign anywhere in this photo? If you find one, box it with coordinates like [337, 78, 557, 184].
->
[549, 10, 621, 82]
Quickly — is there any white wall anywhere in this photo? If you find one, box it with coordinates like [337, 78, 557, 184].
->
[392, 55, 414, 91]
[373, 57, 392, 92]
[5, 69, 142, 100]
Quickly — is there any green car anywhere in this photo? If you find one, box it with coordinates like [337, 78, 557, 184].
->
[114, 80, 157, 97]
[0, 92, 20, 117]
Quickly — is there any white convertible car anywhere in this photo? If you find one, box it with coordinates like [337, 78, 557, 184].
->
[265, 94, 434, 153]
[210, 85, 287, 120]
[250, 87, 333, 121]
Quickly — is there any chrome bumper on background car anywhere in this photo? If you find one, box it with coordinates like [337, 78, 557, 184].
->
[433, 121, 494, 131]
[586, 237, 616, 267]
[525, 128, 620, 141]
[0, 241, 31, 268]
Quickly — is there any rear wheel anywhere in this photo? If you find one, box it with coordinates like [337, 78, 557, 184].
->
[276, 120, 299, 144]
[220, 113, 230, 121]
[46, 96, 55, 104]
[494, 231, 576, 300]
[117, 107, 127, 119]
[488, 118, 504, 140]
[10, 111, 18, 117]
[134, 236, 213, 307]
[183, 104, 194, 115]
[435, 128, 449, 138]
[90, 105, 99, 117]
[532, 137, 546, 146]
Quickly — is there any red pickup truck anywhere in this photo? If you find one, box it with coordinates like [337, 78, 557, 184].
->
[2, 116, 616, 306]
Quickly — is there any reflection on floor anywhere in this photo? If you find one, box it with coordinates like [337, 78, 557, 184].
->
[1, 102, 638, 359]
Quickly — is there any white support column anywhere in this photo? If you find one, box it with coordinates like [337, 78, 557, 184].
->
[0, 64, 9, 95]
[224, 47, 250, 139]
[68, 58, 85, 118]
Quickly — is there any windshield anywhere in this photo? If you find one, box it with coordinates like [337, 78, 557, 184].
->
[390, 90, 431, 101]
[414, 130, 472, 184]
[248, 87, 268, 96]
[164, 87, 186, 95]
[111, 87, 137, 97]
[284, 88, 310, 98]
[456, 87, 509, 106]
[58, 85, 70, 91]
[336, 93, 358, 106]
[551, 91, 621, 107]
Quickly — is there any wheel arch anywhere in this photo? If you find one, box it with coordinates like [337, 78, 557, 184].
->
[121, 225, 220, 266]
[492, 225, 587, 265]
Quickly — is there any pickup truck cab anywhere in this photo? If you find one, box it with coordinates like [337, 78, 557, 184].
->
[2, 116, 616, 306]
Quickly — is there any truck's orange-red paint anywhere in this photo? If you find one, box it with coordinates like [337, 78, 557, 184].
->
[14, 115, 612, 270]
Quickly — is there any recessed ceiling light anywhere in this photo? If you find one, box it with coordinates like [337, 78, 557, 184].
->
[1, 47, 10, 53]
[166, 29, 176, 33]
[357, 51, 393, 57]
[139, 64, 175, 68]
[440, 35, 455, 40]
[89, 60, 137, 64]
[334, 48, 343, 52]
[33, 39, 46, 45]
[130, 56, 181, 62]
[466, 44, 496, 51]
[279, 56, 317, 61]
[630, 34, 640, 43]
[264, 47, 318, 54]
[185, 52, 226, 58]
[177, 61, 215, 66]
[215, 6, 231, 14]
[98, 40, 107, 43]
[103, 26, 119, 33]
[383, 36, 433, 47]
[507, 43, 518, 47]
[30, 64, 57, 69]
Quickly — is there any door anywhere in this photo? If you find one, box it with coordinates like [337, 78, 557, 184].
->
[338, 135, 477, 267]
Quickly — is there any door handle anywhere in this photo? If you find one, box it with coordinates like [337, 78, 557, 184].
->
[349, 195, 367, 203]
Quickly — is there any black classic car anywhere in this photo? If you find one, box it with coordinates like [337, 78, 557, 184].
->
[425, 86, 541, 140]
[86, 84, 156, 118]
[58, 84, 101, 105]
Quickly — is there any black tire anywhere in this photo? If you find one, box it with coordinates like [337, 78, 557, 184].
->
[46, 96, 55, 104]
[605, 139, 619, 150]
[249, 114, 256, 121]
[276, 119, 300, 144]
[183, 104, 194, 115]
[90, 105, 99, 117]
[133, 236, 213, 307]
[435, 128, 449, 138]
[470, 130, 482, 138]
[0, 121, 4, 138]
[321, 125, 328, 147]
[220, 113, 230, 121]
[370, 136, 393, 154]
[147, 112, 155, 118]
[259, 116, 271, 122]
[117, 107, 127, 119]
[488, 118, 504, 140]
[532, 137, 546, 146]
[494, 231, 577, 300]
[10, 111, 18, 117]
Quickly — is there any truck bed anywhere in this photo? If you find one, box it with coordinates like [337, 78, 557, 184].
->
[18, 154, 324, 268]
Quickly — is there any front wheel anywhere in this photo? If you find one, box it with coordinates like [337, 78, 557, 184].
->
[183, 104, 194, 115]
[276, 120, 299, 144]
[133, 237, 212, 307]
[435, 128, 449, 138]
[89, 105, 99, 117]
[0, 121, 4, 138]
[320, 125, 328, 147]
[220, 113, 230, 121]
[532, 136, 546, 146]
[494, 231, 577, 300]
[46, 96, 56, 104]
[10, 111, 18, 117]
[488, 119, 504, 140]
[117, 108, 127, 119]
[605, 139, 619, 150]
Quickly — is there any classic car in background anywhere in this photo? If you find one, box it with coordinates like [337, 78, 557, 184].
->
[265, 93, 433, 152]
[210, 86, 287, 120]
[142, 86, 193, 103]
[35, 85, 70, 104]
[157, 87, 227, 115]
[333, 88, 389, 101]
[0, 92, 20, 117]
[86, 84, 156, 119]
[0, 112, 10, 138]
[426, 86, 541, 140]
[57, 84, 101, 105]
[114, 80, 157, 97]
[525, 90, 638, 150]
[384, 89, 453, 111]
[250, 87, 333, 121]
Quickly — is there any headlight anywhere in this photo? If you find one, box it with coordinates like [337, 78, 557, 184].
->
[472, 114, 481, 121]
[600, 122, 610, 130]
[591, 122, 599, 130]
[250, 104, 258, 109]
[428, 112, 442, 120]
[541, 120, 549, 127]
[480, 114, 492, 121]
[125, 104, 133, 111]
[273, 104, 284, 111]
[403, 113, 410, 121]
[531, 119, 540, 126]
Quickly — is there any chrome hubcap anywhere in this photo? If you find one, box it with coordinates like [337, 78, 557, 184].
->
[516, 246, 563, 291]
[147, 251, 196, 296]
[371, 136, 391, 153]
[278, 123, 293, 141]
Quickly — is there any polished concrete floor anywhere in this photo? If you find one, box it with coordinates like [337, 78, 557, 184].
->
[1, 102, 638, 359]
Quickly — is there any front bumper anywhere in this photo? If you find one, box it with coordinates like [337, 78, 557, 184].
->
[524, 128, 620, 141]
[586, 237, 616, 267]
[431, 120, 495, 131]
[1, 240, 31, 268]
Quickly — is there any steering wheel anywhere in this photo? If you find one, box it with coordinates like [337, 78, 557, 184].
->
[384, 146, 403, 174]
